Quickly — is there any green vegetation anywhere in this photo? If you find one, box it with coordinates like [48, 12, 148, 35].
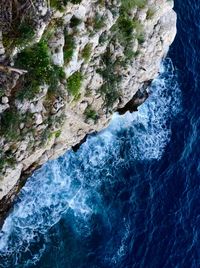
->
[146, 7, 156, 19]
[0, 36, 66, 151]
[98, 0, 147, 108]
[0, 153, 16, 171]
[96, 4, 146, 108]
[67, 71, 83, 99]
[98, 0, 105, 6]
[97, 49, 122, 108]
[3, 20, 35, 51]
[15, 22, 35, 46]
[112, 12, 144, 46]
[47, 65, 66, 95]
[81, 43, 92, 62]
[15, 40, 52, 82]
[40, 115, 65, 146]
[41, 128, 61, 145]
[50, 0, 82, 11]
[124, 47, 140, 60]
[109, 0, 146, 64]
[0, 109, 37, 144]
[14, 40, 65, 100]
[0, 109, 21, 141]
[64, 32, 75, 64]
[70, 16, 82, 28]
[55, 130, 62, 138]
[137, 32, 145, 44]
[0, 157, 6, 172]
[84, 105, 98, 121]
[121, 0, 147, 11]
[50, 0, 65, 11]
[42, 20, 59, 42]
[69, 0, 82, 3]
[0, 87, 5, 98]
[117, 15, 135, 44]
[93, 14, 106, 31]
[95, 0, 147, 110]
[99, 32, 108, 44]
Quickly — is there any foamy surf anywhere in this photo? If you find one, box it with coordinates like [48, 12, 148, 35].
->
[0, 58, 181, 267]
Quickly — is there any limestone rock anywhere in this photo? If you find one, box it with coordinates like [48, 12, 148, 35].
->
[0, 0, 177, 218]
[1, 96, 8, 104]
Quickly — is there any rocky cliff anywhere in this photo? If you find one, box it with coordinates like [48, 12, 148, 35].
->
[0, 0, 176, 221]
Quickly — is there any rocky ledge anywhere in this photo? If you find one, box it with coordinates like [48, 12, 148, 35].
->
[0, 0, 176, 222]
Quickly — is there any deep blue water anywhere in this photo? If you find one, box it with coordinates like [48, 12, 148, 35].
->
[0, 0, 200, 267]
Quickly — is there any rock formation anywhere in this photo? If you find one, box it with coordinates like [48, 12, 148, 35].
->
[0, 0, 176, 222]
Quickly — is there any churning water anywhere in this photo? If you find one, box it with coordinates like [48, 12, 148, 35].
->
[0, 0, 200, 267]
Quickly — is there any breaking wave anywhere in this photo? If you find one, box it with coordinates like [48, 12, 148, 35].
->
[0, 58, 181, 267]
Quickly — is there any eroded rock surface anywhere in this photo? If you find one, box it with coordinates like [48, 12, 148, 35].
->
[0, 0, 176, 219]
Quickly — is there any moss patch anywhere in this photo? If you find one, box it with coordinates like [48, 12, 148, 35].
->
[81, 43, 92, 62]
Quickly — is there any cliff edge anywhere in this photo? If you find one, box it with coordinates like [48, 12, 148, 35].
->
[0, 0, 176, 221]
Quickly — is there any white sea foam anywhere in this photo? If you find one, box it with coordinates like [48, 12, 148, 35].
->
[0, 59, 181, 267]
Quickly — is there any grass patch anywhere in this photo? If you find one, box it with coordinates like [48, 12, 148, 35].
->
[50, 0, 64, 11]
[0, 109, 21, 141]
[3, 20, 35, 50]
[124, 48, 140, 60]
[15, 22, 35, 46]
[55, 130, 62, 138]
[15, 40, 52, 82]
[97, 49, 122, 108]
[14, 40, 65, 100]
[50, 0, 82, 11]
[0, 154, 16, 171]
[67, 71, 83, 99]
[112, 13, 144, 45]
[84, 105, 98, 121]
[117, 15, 135, 43]
[121, 0, 147, 11]
[64, 32, 75, 64]
[146, 7, 156, 19]
[93, 14, 105, 31]
[81, 43, 92, 62]
[110, 3, 145, 63]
